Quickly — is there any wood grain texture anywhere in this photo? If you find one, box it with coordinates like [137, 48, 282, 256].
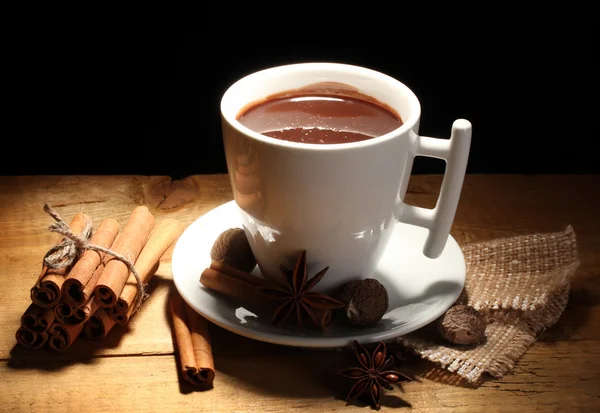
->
[1, 174, 599, 412]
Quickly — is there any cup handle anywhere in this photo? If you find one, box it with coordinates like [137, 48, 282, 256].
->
[396, 119, 472, 259]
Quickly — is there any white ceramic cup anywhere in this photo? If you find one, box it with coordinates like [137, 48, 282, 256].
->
[220, 62, 471, 292]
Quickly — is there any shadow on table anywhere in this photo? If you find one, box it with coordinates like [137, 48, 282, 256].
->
[6, 325, 128, 371]
[206, 327, 415, 409]
[536, 282, 597, 344]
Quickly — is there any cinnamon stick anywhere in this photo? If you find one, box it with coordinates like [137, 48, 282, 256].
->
[20, 303, 55, 333]
[110, 218, 183, 323]
[53, 296, 99, 325]
[48, 322, 84, 351]
[169, 290, 215, 387]
[83, 307, 116, 341]
[54, 301, 76, 325]
[209, 261, 265, 286]
[57, 258, 108, 324]
[200, 267, 271, 312]
[108, 261, 158, 325]
[15, 327, 48, 350]
[30, 212, 91, 308]
[199, 262, 333, 329]
[74, 297, 100, 324]
[94, 206, 155, 308]
[62, 218, 120, 307]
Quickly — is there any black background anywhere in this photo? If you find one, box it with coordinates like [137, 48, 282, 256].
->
[4, 22, 597, 177]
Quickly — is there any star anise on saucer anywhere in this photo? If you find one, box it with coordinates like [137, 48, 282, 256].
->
[254, 250, 344, 329]
[337, 340, 411, 410]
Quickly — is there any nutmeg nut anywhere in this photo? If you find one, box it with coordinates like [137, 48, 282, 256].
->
[210, 228, 256, 273]
[437, 304, 487, 345]
[339, 278, 389, 327]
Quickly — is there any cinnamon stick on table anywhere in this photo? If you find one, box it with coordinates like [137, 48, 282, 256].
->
[108, 261, 159, 325]
[73, 296, 101, 324]
[15, 327, 48, 350]
[94, 206, 155, 308]
[83, 307, 116, 341]
[20, 303, 55, 333]
[169, 290, 215, 387]
[53, 301, 77, 325]
[56, 259, 107, 325]
[48, 322, 85, 351]
[62, 218, 121, 307]
[110, 218, 183, 324]
[30, 212, 91, 308]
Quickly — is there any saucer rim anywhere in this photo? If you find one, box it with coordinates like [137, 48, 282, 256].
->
[172, 200, 465, 348]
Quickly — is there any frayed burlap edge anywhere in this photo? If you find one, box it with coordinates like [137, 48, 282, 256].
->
[397, 226, 579, 385]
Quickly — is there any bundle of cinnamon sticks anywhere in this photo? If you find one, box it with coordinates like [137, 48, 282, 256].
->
[16, 205, 183, 352]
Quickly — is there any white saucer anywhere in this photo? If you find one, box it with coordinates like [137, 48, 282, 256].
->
[172, 201, 466, 348]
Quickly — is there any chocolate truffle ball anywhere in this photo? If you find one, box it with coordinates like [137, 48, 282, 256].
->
[210, 228, 256, 272]
[339, 278, 389, 327]
[437, 304, 487, 345]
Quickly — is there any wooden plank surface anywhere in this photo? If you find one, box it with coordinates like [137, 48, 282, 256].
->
[1, 174, 599, 412]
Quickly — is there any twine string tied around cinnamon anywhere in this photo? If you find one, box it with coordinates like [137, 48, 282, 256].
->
[42, 203, 148, 314]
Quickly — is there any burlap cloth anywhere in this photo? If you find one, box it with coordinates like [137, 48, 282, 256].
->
[397, 226, 579, 385]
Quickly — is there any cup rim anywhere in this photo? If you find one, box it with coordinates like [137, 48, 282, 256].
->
[220, 62, 421, 151]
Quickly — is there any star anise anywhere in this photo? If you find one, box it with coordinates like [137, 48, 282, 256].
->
[337, 340, 411, 410]
[255, 250, 344, 329]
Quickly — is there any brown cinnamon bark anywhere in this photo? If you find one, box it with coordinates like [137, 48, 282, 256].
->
[94, 206, 155, 308]
[30, 212, 91, 308]
[108, 260, 159, 325]
[53, 301, 75, 325]
[209, 261, 266, 286]
[169, 290, 215, 387]
[107, 261, 159, 324]
[20, 303, 55, 333]
[48, 322, 84, 351]
[74, 297, 100, 324]
[15, 327, 48, 350]
[62, 218, 120, 306]
[53, 296, 99, 325]
[200, 262, 333, 329]
[200, 267, 271, 312]
[110, 218, 183, 323]
[83, 307, 116, 341]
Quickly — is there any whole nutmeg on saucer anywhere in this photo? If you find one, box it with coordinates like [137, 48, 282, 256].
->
[437, 304, 487, 345]
[339, 278, 388, 327]
[210, 228, 256, 273]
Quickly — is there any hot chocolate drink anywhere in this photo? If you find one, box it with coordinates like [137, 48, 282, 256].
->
[236, 84, 402, 144]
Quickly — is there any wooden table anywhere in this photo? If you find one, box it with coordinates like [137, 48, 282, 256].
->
[1, 174, 599, 412]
